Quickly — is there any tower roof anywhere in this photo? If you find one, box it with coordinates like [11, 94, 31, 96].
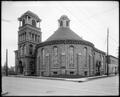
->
[46, 15, 83, 42]
[18, 10, 41, 21]
[59, 15, 70, 21]
[37, 15, 95, 48]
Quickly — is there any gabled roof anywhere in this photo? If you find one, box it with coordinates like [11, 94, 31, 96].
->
[46, 27, 83, 41]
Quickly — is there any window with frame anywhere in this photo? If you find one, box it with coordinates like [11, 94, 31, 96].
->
[29, 44, 33, 55]
[84, 47, 87, 67]
[89, 55, 91, 66]
[22, 19, 25, 26]
[22, 45, 25, 55]
[38, 36, 40, 42]
[28, 16, 31, 20]
[101, 55, 104, 68]
[32, 20, 36, 27]
[19, 35, 21, 41]
[35, 35, 37, 41]
[60, 21, 63, 26]
[70, 71, 74, 75]
[32, 34, 34, 40]
[53, 71, 58, 75]
[24, 32, 26, 40]
[20, 46, 22, 56]
[66, 21, 69, 26]
[69, 46, 74, 67]
[53, 46, 58, 66]
[41, 48, 45, 65]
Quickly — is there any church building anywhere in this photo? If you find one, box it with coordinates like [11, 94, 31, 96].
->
[15, 11, 106, 77]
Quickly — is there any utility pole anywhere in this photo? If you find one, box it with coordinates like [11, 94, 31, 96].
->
[107, 28, 109, 76]
[6, 49, 8, 76]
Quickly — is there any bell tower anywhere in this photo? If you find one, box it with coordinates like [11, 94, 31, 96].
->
[15, 10, 41, 75]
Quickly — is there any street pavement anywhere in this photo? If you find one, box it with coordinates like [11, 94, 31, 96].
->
[2, 75, 119, 96]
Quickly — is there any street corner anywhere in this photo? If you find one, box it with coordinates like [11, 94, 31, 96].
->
[1, 90, 9, 96]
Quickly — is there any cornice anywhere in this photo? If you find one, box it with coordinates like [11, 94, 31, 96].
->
[19, 24, 41, 32]
[36, 39, 94, 49]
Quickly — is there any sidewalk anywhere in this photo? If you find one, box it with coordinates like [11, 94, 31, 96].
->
[6, 74, 116, 82]
[64, 75, 108, 82]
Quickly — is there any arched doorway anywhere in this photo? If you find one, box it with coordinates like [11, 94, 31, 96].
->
[19, 61, 23, 74]
[30, 61, 35, 75]
[96, 61, 101, 75]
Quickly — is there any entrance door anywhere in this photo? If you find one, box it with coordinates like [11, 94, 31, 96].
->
[30, 61, 34, 75]
[19, 61, 23, 74]
[96, 61, 101, 75]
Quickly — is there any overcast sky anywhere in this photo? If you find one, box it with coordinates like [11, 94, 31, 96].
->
[2, 1, 119, 67]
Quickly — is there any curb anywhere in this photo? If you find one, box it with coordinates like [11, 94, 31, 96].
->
[1, 91, 8, 96]
[4, 74, 117, 83]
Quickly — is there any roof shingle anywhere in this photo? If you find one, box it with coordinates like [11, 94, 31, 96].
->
[46, 27, 83, 41]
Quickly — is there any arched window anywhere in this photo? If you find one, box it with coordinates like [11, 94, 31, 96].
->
[41, 48, 45, 65]
[24, 32, 26, 40]
[101, 55, 104, 68]
[69, 46, 74, 67]
[19, 35, 21, 41]
[89, 55, 91, 68]
[32, 34, 34, 40]
[66, 21, 69, 26]
[35, 35, 37, 41]
[53, 46, 58, 66]
[22, 19, 25, 26]
[28, 16, 31, 20]
[84, 47, 87, 67]
[38, 36, 40, 42]
[60, 21, 63, 26]
[22, 45, 25, 55]
[20, 46, 22, 56]
[23, 33, 25, 40]
[29, 44, 33, 55]
[32, 20, 36, 27]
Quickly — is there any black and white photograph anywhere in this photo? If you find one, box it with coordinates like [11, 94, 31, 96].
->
[1, 1, 119, 96]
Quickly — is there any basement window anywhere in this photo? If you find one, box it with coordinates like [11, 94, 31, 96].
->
[70, 71, 74, 75]
[53, 72, 58, 75]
